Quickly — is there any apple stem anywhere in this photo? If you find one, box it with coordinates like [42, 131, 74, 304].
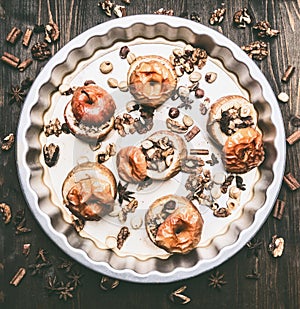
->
[81, 90, 93, 104]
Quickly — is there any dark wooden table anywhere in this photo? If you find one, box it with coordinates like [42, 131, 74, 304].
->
[0, 0, 299, 308]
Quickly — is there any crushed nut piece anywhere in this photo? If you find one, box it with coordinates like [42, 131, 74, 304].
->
[113, 5, 126, 17]
[98, 0, 114, 17]
[44, 118, 62, 137]
[277, 92, 289, 103]
[268, 235, 284, 257]
[253, 21, 279, 38]
[233, 8, 252, 28]
[117, 226, 130, 249]
[0, 203, 12, 224]
[154, 8, 174, 16]
[241, 41, 268, 61]
[1, 133, 15, 151]
[31, 41, 52, 61]
[209, 6, 226, 25]
[43, 143, 60, 167]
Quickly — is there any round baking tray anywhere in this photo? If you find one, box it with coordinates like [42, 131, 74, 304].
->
[17, 15, 285, 283]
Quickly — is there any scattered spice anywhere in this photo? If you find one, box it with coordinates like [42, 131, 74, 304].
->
[6, 27, 22, 44]
[7, 85, 26, 104]
[29, 261, 51, 276]
[281, 65, 295, 82]
[117, 182, 135, 205]
[1, 133, 15, 151]
[209, 6, 226, 25]
[22, 28, 33, 47]
[290, 115, 300, 127]
[273, 199, 285, 220]
[100, 276, 120, 290]
[208, 271, 226, 288]
[67, 272, 83, 288]
[184, 125, 200, 142]
[18, 58, 33, 72]
[283, 172, 300, 191]
[241, 41, 268, 61]
[36, 248, 48, 263]
[10, 268, 26, 286]
[58, 258, 74, 273]
[31, 41, 51, 61]
[253, 21, 279, 38]
[154, 8, 174, 16]
[268, 235, 285, 257]
[117, 226, 130, 249]
[14, 209, 31, 234]
[206, 153, 219, 166]
[56, 281, 75, 301]
[43, 143, 60, 167]
[0, 203, 12, 224]
[1, 52, 20, 68]
[246, 257, 261, 280]
[190, 149, 209, 156]
[246, 238, 262, 257]
[233, 8, 252, 28]
[286, 130, 300, 145]
[169, 286, 191, 305]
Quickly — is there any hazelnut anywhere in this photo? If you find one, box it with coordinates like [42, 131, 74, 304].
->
[168, 107, 180, 119]
[100, 61, 113, 74]
[195, 88, 205, 98]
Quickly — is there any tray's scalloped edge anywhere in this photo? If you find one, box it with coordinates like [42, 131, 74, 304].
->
[17, 15, 286, 283]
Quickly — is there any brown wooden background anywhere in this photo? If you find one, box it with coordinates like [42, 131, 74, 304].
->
[0, 0, 299, 308]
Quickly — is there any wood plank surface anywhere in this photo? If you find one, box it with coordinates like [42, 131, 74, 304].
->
[0, 0, 299, 308]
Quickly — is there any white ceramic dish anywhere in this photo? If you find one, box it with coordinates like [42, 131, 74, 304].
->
[17, 15, 285, 283]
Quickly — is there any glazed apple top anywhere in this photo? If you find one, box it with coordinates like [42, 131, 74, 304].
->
[71, 85, 116, 126]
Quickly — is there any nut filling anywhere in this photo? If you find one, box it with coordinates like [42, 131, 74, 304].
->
[219, 107, 254, 136]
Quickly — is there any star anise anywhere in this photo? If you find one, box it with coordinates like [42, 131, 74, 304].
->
[177, 96, 194, 110]
[117, 182, 135, 205]
[208, 271, 227, 289]
[29, 262, 51, 276]
[56, 281, 74, 301]
[7, 85, 26, 104]
[58, 258, 73, 273]
[45, 275, 60, 294]
[67, 272, 83, 288]
[246, 238, 262, 257]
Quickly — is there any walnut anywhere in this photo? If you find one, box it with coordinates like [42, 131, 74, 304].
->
[253, 21, 279, 38]
[268, 235, 285, 257]
[117, 226, 130, 249]
[0, 203, 12, 224]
